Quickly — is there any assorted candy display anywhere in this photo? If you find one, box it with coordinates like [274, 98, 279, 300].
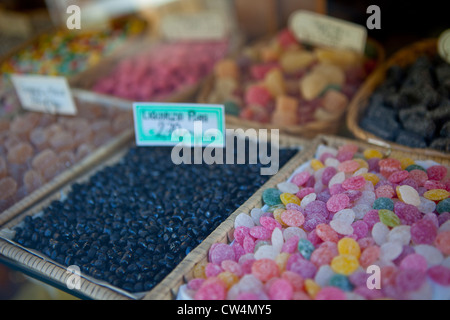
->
[360, 54, 450, 152]
[92, 40, 230, 102]
[179, 143, 450, 300]
[205, 28, 379, 127]
[11, 141, 297, 293]
[0, 99, 134, 212]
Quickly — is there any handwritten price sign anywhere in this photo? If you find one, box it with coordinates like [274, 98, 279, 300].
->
[11, 74, 77, 115]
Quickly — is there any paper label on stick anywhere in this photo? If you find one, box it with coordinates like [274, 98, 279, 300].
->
[160, 11, 227, 41]
[133, 103, 225, 147]
[438, 29, 450, 64]
[11, 74, 77, 115]
[289, 10, 367, 53]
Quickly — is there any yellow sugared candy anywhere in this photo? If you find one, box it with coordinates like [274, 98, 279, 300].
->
[353, 158, 369, 170]
[280, 193, 301, 206]
[280, 50, 316, 73]
[337, 237, 361, 259]
[264, 69, 286, 97]
[275, 252, 290, 272]
[273, 208, 289, 227]
[363, 149, 383, 159]
[193, 262, 207, 279]
[315, 47, 363, 69]
[304, 279, 321, 299]
[310, 159, 325, 171]
[423, 189, 450, 201]
[330, 254, 360, 275]
[218, 271, 239, 290]
[399, 157, 415, 170]
[361, 172, 380, 186]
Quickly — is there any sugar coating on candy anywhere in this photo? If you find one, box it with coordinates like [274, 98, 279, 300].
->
[427, 165, 447, 181]
[277, 182, 299, 194]
[291, 171, 311, 186]
[372, 222, 390, 246]
[414, 245, 444, 267]
[329, 220, 354, 235]
[300, 193, 317, 208]
[342, 175, 366, 191]
[380, 241, 403, 261]
[435, 231, 450, 255]
[326, 194, 350, 213]
[235, 213, 255, 229]
[427, 266, 450, 286]
[262, 188, 282, 206]
[259, 216, 282, 231]
[378, 209, 401, 227]
[411, 219, 437, 245]
[396, 185, 421, 206]
[280, 193, 301, 206]
[387, 225, 411, 246]
[337, 238, 361, 258]
[333, 209, 355, 225]
[424, 189, 450, 201]
[252, 259, 279, 282]
[399, 253, 428, 272]
[331, 254, 359, 275]
[281, 210, 305, 227]
[297, 238, 315, 260]
[210, 243, 236, 265]
[373, 197, 394, 211]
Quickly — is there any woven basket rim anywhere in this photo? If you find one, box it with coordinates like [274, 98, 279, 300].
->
[346, 38, 449, 159]
[160, 133, 450, 300]
[197, 37, 385, 138]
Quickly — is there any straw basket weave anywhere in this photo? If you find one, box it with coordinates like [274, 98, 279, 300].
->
[0, 89, 135, 227]
[0, 132, 308, 300]
[346, 38, 449, 159]
[152, 134, 450, 300]
[197, 38, 385, 139]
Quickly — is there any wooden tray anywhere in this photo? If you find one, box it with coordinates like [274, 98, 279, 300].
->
[346, 38, 450, 159]
[169, 133, 450, 300]
[197, 38, 385, 139]
[69, 35, 245, 105]
[0, 89, 135, 226]
[0, 131, 308, 300]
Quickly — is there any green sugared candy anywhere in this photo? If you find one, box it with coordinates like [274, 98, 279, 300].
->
[373, 197, 394, 211]
[329, 274, 354, 292]
[266, 204, 286, 213]
[405, 164, 426, 172]
[224, 101, 241, 116]
[379, 209, 401, 227]
[437, 198, 450, 214]
[263, 188, 283, 206]
[298, 238, 315, 260]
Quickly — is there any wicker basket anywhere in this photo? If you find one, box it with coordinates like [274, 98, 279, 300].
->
[0, 132, 308, 300]
[0, 89, 136, 227]
[158, 134, 450, 300]
[346, 38, 450, 159]
[69, 34, 244, 105]
[197, 38, 385, 139]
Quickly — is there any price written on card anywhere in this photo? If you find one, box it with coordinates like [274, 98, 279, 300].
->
[289, 10, 367, 53]
[160, 12, 227, 41]
[133, 103, 225, 147]
[11, 74, 77, 115]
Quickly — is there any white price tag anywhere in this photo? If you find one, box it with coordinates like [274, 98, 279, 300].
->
[160, 12, 227, 41]
[289, 10, 367, 53]
[11, 74, 77, 115]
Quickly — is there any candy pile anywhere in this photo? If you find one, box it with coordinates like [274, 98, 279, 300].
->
[11, 142, 297, 293]
[0, 21, 145, 77]
[180, 144, 450, 300]
[92, 40, 229, 102]
[360, 55, 450, 152]
[205, 28, 378, 126]
[0, 100, 133, 212]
